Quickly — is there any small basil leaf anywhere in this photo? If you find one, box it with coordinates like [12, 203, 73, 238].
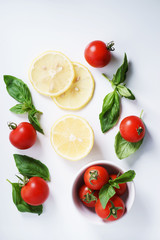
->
[10, 104, 27, 114]
[112, 53, 128, 85]
[115, 132, 143, 159]
[11, 182, 22, 205]
[109, 181, 120, 189]
[117, 85, 135, 100]
[109, 170, 136, 184]
[28, 109, 44, 134]
[99, 90, 120, 133]
[17, 203, 43, 215]
[10, 183, 42, 215]
[99, 183, 116, 209]
[4, 75, 32, 104]
[13, 154, 50, 181]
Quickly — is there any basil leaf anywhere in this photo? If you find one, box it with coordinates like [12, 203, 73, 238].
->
[10, 182, 42, 215]
[99, 90, 120, 133]
[99, 183, 116, 209]
[109, 170, 136, 184]
[116, 85, 135, 100]
[4, 75, 32, 104]
[28, 109, 44, 134]
[115, 132, 143, 159]
[10, 104, 28, 114]
[109, 181, 120, 189]
[112, 53, 128, 85]
[13, 154, 50, 181]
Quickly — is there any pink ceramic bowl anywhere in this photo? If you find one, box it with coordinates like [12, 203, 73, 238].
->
[72, 160, 135, 224]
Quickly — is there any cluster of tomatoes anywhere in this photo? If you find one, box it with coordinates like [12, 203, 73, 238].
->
[79, 165, 127, 221]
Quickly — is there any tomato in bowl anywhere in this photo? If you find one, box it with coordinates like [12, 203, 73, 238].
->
[71, 160, 135, 224]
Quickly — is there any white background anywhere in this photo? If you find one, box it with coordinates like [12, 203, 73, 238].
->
[0, 0, 160, 239]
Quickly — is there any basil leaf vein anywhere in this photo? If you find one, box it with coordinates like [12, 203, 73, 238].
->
[114, 132, 143, 159]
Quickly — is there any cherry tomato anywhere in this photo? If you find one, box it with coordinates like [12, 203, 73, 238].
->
[110, 174, 127, 196]
[84, 40, 114, 68]
[120, 116, 145, 142]
[95, 195, 125, 221]
[21, 177, 49, 206]
[9, 122, 37, 149]
[84, 165, 109, 190]
[79, 184, 99, 208]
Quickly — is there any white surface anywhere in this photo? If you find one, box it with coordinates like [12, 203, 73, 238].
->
[0, 0, 160, 239]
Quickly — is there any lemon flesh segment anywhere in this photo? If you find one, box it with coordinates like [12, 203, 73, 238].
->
[50, 115, 94, 161]
[52, 62, 95, 110]
[29, 51, 75, 96]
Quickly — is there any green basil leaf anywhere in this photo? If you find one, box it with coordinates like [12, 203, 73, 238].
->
[109, 181, 120, 189]
[116, 85, 135, 100]
[17, 203, 43, 215]
[13, 154, 50, 181]
[28, 109, 44, 134]
[112, 53, 128, 85]
[99, 183, 116, 209]
[11, 182, 22, 205]
[4, 75, 32, 104]
[115, 132, 143, 159]
[99, 90, 120, 133]
[10, 182, 42, 215]
[10, 104, 27, 114]
[109, 170, 136, 184]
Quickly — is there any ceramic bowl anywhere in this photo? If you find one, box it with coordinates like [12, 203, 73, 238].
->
[71, 160, 135, 224]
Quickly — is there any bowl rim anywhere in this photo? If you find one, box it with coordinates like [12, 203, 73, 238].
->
[71, 160, 136, 224]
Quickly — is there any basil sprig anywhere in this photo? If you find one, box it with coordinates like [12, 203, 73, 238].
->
[14, 154, 50, 181]
[99, 54, 135, 133]
[7, 154, 50, 215]
[7, 181, 43, 215]
[4, 75, 44, 134]
[99, 170, 135, 209]
[115, 132, 144, 159]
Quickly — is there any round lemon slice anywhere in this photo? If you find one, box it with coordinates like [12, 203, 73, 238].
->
[52, 62, 95, 110]
[50, 115, 94, 161]
[29, 51, 75, 96]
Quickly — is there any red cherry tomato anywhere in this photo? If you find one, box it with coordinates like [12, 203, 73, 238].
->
[84, 165, 109, 190]
[21, 177, 49, 206]
[84, 40, 114, 68]
[110, 174, 127, 196]
[9, 122, 37, 149]
[95, 195, 125, 221]
[120, 116, 145, 142]
[79, 184, 99, 208]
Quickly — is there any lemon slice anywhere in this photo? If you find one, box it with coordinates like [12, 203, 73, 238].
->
[50, 115, 94, 161]
[52, 62, 95, 110]
[29, 51, 75, 96]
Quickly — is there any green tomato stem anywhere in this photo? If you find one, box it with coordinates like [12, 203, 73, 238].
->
[8, 122, 17, 130]
[140, 110, 144, 119]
